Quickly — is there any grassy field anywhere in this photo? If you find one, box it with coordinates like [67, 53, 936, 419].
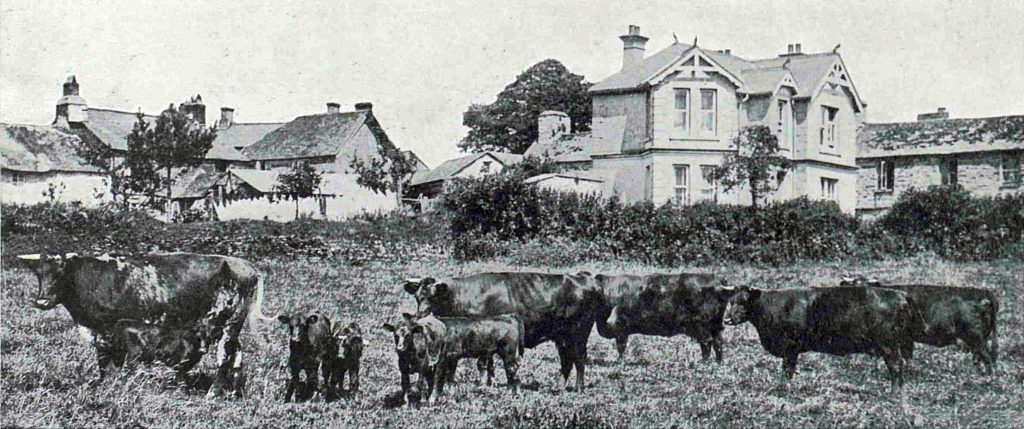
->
[2, 254, 1022, 428]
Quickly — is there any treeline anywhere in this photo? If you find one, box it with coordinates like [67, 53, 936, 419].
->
[442, 172, 1024, 266]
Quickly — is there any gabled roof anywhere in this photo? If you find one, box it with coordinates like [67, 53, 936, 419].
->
[207, 122, 284, 161]
[243, 111, 371, 160]
[1, 123, 100, 173]
[743, 53, 839, 97]
[858, 115, 1024, 158]
[736, 67, 794, 95]
[524, 116, 627, 162]
[170, 164, 225, 199]
[81, 108, 160, 151]
[402, 150, 430, 172]
[410, 152, 522, 186]
[590, 43, 693, 93]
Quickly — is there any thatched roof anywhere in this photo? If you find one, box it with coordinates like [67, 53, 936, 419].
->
[858, 116, 1024, 158]
[1, 123, 100, 173]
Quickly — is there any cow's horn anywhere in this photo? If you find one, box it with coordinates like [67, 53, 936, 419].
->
[841, 276, 855, 283]
[721, 286, 736, 291]
[404, 278, 422, 284]
[17, 254, 41, 260]
[64, 253, 78, 258]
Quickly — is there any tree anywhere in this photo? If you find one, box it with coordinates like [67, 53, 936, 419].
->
[459, 59, 592, 154]
[714, 125, 792, 209]
[351, 130, 418, 205]
[140, 105, 216, 216]
[276, 162, 323, 220]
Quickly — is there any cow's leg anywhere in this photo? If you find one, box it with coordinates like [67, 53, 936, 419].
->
[572, 325, 592, 393]
[284, 366, 300, 402]
[699, 339, 712, 362]
[207, 320, 243, 399]
[400, 370, 413, 407]
[615, 334, 628, 365]
[881, 348, 904, 389]
[966, 337, 994, 375]
[711, 332, 724, 363]
[351, 362, 361, 393]
[555, 340, 575, 390]
[306, 366, 320, 401]
[430, 362, 447, 405]
[501, 351, 519, 394]
[781, 353, 798, 382]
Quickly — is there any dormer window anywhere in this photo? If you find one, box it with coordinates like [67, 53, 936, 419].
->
[700, 89, 717, 134]
[674, 89, 690, 132]
[820, 106, 839, 149]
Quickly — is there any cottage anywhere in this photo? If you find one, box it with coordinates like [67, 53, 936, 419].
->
[856, 109, 1024, 219]
[407, 151, 523, 200]
[533, 26, 865, 212]
[1, 123, 106, 205]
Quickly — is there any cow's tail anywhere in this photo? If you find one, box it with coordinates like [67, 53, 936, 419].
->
[517, 316, 525, 357]
[247, 275, 277, 348]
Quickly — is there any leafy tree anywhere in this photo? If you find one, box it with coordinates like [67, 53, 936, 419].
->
[351, 133, 418, 205]
[714, 125, 792, 209]
[140, 105, 216, 215]
[459, 59, 592, 154]
[73, 112, 168, 209]
[276, 162, 323, 220]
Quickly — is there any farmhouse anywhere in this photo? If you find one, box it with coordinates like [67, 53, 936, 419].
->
[527, 26, 865, 213]
[856, 109, 1024, 219]
[0, 123, 106, 206]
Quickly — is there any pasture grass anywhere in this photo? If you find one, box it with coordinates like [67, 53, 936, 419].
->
[2, 254, 1022, 428]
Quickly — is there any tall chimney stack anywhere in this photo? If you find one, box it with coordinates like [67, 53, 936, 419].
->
[327, 102, 340, 114]
[354, 102, 373, 112]
[219, 107, 235, 129]
[619, 25, 649, 70]
[180, 94, 206, 125]
[54, 75, 88, 126]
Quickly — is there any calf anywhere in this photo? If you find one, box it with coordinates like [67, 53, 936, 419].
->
[723, 286, 916, 388]
[325, 322, 363, 396]
[113, 321, 207, 379]
[422, 314, 524, 403]
[278, 313, 333, 402]
[840, 277, 999, 373]
[383, 314, 440, 407]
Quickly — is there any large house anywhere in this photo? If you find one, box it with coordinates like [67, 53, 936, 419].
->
[856, 109, 1024, 218]
[528, 26, 866, 213]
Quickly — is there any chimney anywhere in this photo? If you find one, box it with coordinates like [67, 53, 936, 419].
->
[537, 110, 571, 145]
[780, 43, 806, 57]
[795, 43, 802, 53]
[619, 25, 649, 70]
[54, 75, 88, 126]
[219, 107, 235, 129]
[917, 107, 950, 122]
[327, 102, 340, 114]
[788, 44, 794, 54]
[354, 102, 373, 112]
[180, 94, 206, 125]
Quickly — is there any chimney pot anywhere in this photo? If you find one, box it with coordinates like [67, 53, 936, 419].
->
[327, 102, 340, 114]
[787, 44, 794, 53]
[355, 102, 373, 111]
[795, 43, 802, 53]
[628, 25, 640, 35]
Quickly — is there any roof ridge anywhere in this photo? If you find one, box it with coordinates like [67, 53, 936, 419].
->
[86, 106, 159, 116]
[229, 121, 287, 126]
[865, 115, 1024, 126]
[1, 122, 57, 128]
[747, 51, 837, 64]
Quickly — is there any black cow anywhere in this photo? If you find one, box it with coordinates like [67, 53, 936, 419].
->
[325, 321, 363, 396]
[404, 272, 603, 392]
[18, 252, 273, 397]
[384, 314, 439, 407]
[723, 286, 917, 388]
[277, 313, 333, 402]
[113, 321, 207, 379]
[588, 272, 733, 363]
[840, 277, 999, 373]
[421, 314, 524, 403]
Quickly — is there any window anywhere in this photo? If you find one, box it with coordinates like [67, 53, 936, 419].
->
[1000, 155, 1021, 186]
[940, 157, 958, 186]
[481, 160, 492, 174]
[821, 177, 838, 200]
[673, 89, 690, 132]
[700, 165, 718, 203]
[673, 165, 690, 205]
[777, 100, 792, 150]
[820, 106, 839, 148]
[877, 159, 895, 191]
[700, 89, 717, 134]
[10, 171, 24, 185]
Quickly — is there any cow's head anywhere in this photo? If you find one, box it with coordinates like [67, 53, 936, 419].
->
[382, 313, 426, 355]
[722, 286, 760, 326]
[692, 286, 738, 324]
[277, 313, 323, 346]
[333, 322, 363, 360]
[18, 253, 76, 310]
[402, 277, 450, 318]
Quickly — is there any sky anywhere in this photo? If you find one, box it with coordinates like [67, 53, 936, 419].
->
[2, 0, 1023, 168]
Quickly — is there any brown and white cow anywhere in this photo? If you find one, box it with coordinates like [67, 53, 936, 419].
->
[18, 252, 273, 397]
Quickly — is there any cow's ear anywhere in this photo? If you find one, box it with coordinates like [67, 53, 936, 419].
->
[401, 312, 417, 325]
[277, 315, 290, 325]
[382, 323, 396, 333]
[421, 277, 436, 287]
[411, 325, 425, 334]
[305, 315, 319, 325]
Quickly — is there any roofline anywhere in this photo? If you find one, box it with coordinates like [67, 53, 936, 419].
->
[863, 114, 1024, 126]
[85, 106, 159, 117]
[858, 147, 1024, 159]
[588, 84, 651, 95]
[1, 166, 105, 174]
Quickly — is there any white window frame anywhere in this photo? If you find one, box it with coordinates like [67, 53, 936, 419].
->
[820, 106, 839, 150]
[673, 164, 690, 206]
[673, 89, 690, 133]
[820, 177, 838, 200]
[699, 165, 718, 203]
[877, 159, 894, 191]
[777, 99, 792, 151]
[999, 154, 1021, 186]
[700, 89, 717, 135]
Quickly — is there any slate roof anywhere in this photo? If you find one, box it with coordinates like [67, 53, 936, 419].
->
[524, 116, 627, 162]
[590, 42, 846, 102]
[410, 152, 522, 186]
[206, 123, 283, 161]
[170, 164, 225, 199]
[858, 115, 1024, 158]
[81, 108, 159, 151]
[243, 111, 370, 160]
[737, 67, 791, 95]
[1, 123, 101, 173]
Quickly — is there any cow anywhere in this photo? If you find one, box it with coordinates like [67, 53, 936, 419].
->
[17, 252, 273, 397]
[403, 272, 604, 392]
[421, 314, 524, 403]
[325, 321, 364, 397]
[840, 276, 999, 374]
[722, 286, 918, 388]
[113, 320, 207, 380]
[277, 313, 333, 402]
[587, 272, 733, 364]
[384, 314, 441, 407]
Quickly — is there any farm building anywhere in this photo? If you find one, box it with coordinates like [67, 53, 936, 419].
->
[407, 151, 523, 200]
[1, 123, 107, 206]
[215, 168, 396, 221]
[856, 110, 1024, 219]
